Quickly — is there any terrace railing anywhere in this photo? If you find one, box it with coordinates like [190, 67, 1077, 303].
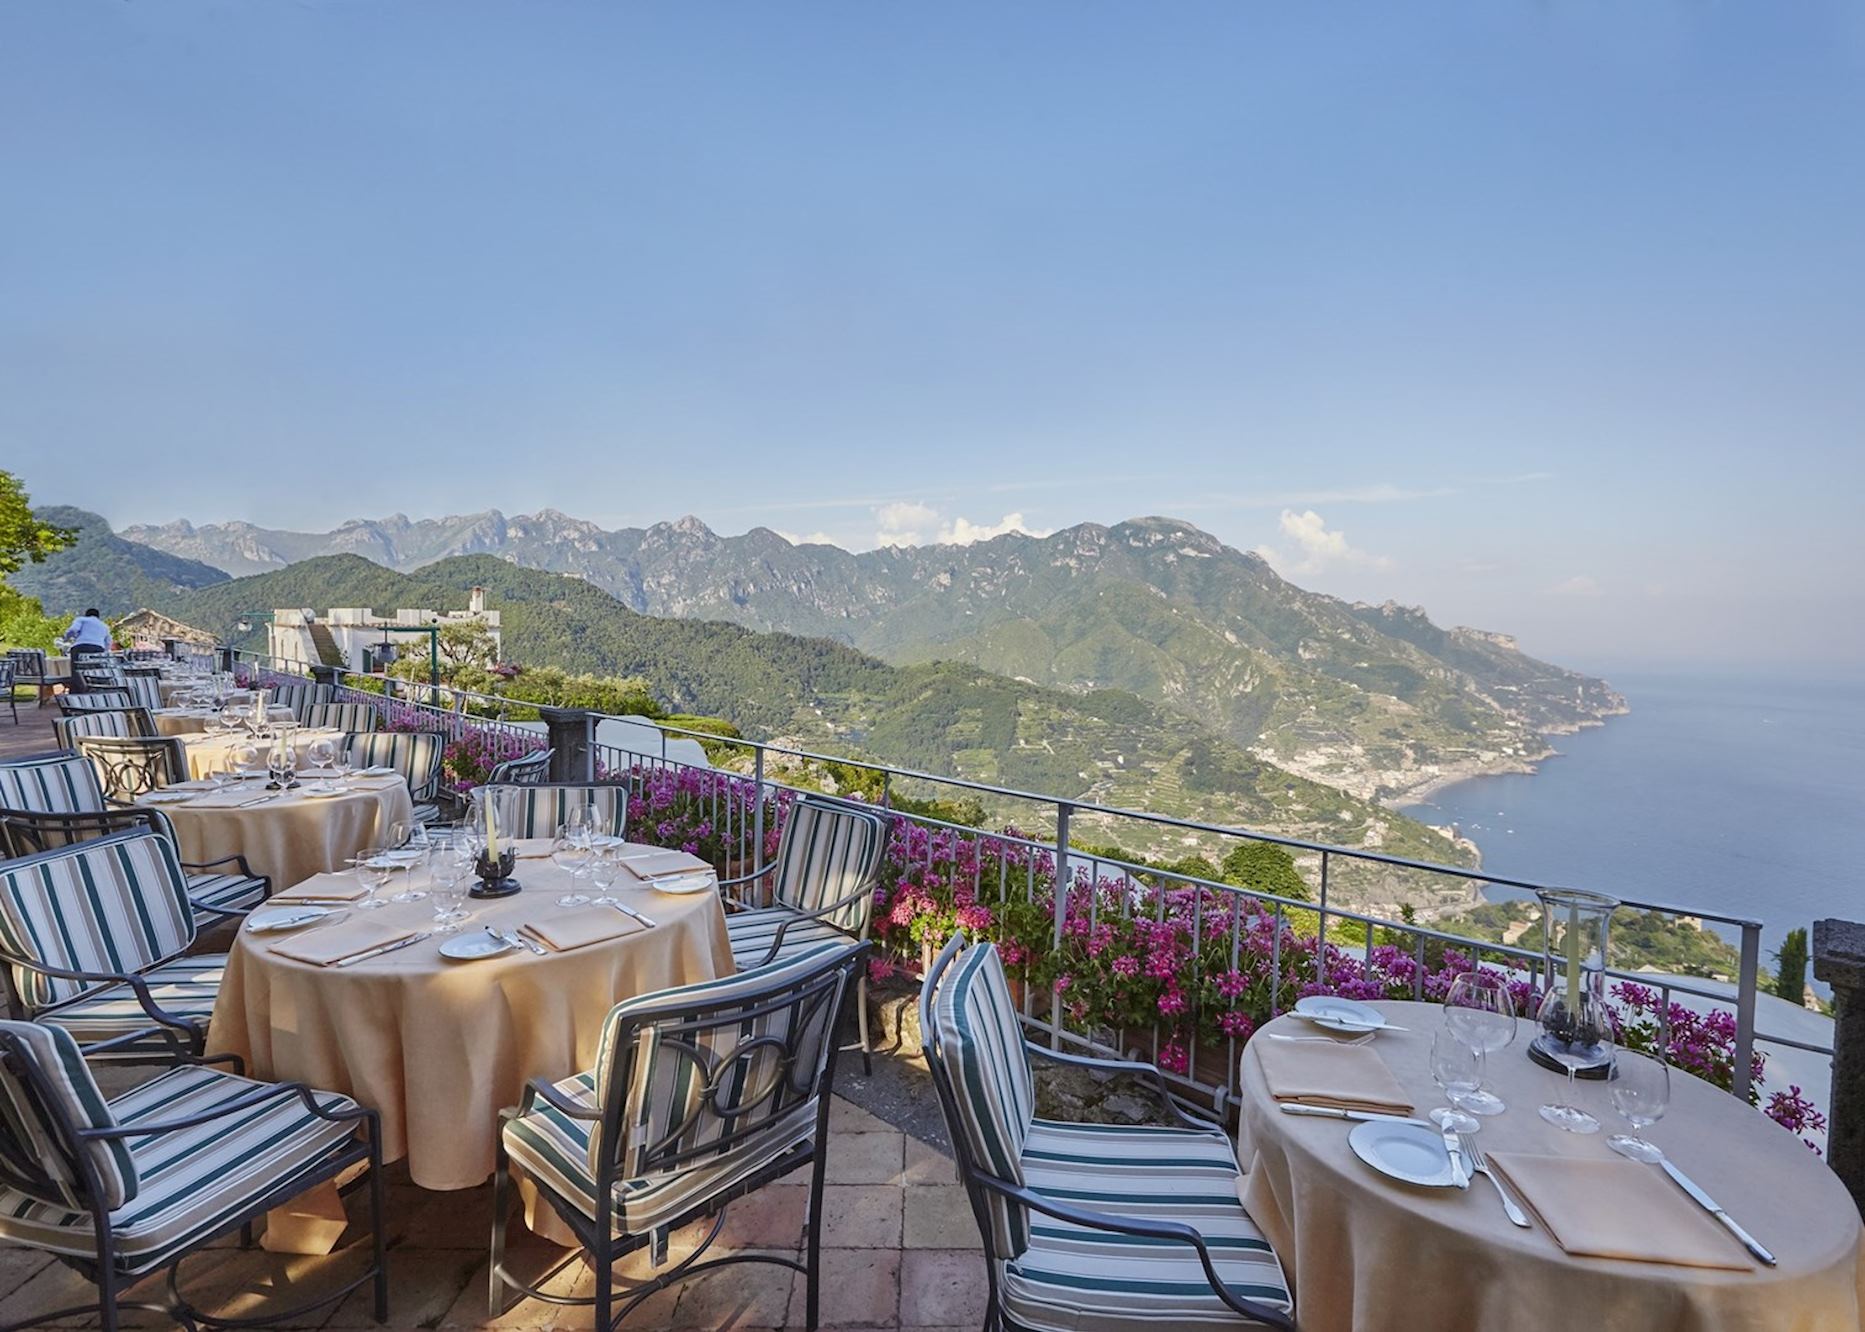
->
[231, 650, 1815, 1119]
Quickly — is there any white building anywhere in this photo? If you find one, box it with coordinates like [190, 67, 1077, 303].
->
[264, 587, 502, 674]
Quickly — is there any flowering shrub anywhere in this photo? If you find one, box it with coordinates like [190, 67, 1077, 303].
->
[623, 761, 787, 867]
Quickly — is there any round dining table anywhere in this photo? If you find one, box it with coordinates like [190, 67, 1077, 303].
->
[176, 726, 346, 780]
[1235, 1001, 1862, 1332]
[152, 705, 295, 737]
[153, 772, 413, 890]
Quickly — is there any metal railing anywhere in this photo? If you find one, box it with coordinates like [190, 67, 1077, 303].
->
[231, 649, 1817, 1113]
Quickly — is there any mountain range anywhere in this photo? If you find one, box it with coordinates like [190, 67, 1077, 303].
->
[123, 508, 1625, 802]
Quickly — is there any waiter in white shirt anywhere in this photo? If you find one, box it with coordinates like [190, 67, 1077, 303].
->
[60, 608, 112, 658]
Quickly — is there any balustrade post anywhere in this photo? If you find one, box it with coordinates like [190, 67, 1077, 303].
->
[216, 645, 236, 674]
[1814, 919, 1865, 1212]
[308, 664, 341, 692]
[540, 706, 596, 783]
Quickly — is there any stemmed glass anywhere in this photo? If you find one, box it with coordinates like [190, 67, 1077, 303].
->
[428, 834, 474, 931]
[385, 821, 429, 902]
[1607, 1050, 1671, 1162]
[1535, 988, 1612, 1133]
[1443, 972, 1517, 1116]
[1428, 1028, 1484, 1134]
[551, 826, 592, 907]
[306, 737, 337, 786]
[588, 845, 620, 904]
[348, 850, 392, 910]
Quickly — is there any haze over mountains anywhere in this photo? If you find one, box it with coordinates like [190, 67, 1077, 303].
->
[122, 509, 1625, 802]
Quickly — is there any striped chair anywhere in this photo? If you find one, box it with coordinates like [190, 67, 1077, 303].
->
[719, 795, 889, 1070]
[0, 753, 267, 918]
[344, 730, 446, 824]
[302, 700, 379, 732]
[0, 659, 14, 725]
[485, 746, 553, 785]
[52, 707, 155, 749]
[5, 648, 46, 683]
[72, 661, 126, 693]
[0, 1020, 386, 1328]
[75, 735, 190, 802]
[480, 783, 627, 839]
[0, 831, 228, 1061]
[921, 937, 1294, 1332]
[57, 690, 134, 714]
[491, 941, 868, 1329]
[0, 807, 270, 919]
[121, 668, 164, 713]
[268, 681, 334, 724]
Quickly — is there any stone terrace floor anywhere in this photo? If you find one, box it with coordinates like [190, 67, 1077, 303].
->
[0, 695, 988, 1329]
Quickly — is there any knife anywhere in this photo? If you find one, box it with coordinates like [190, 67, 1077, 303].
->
[333, 931, 430, 968]
[1441, 1125, 1470, 1189]
[1279, 1104, 1428, 1126]
[1659, 1160, 1776, 1266]
[603, 898, 658, 929]
[499, 927, 548, 956]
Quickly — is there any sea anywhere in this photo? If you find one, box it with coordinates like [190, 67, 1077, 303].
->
[1397, 671, 1865, 972]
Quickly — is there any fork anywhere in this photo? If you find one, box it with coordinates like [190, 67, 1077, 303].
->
[1458, 1133, 1530, 1227]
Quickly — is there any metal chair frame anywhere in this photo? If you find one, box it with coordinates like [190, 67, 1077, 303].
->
[484, 746, 554, 785]
[0, 1037, 386, 1332]
[73, 736, 189, 803]
[919, 934, 1298, 1332]
[0, 660, 15, 725]
[488, 941, 868, 1331]
[0, 806, 269, 924]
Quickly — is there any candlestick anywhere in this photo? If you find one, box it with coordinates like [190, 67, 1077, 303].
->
[484, 791, 498, 859]
[1563, 905, 1581, 1010]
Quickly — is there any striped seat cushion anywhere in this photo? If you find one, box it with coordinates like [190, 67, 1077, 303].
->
[0, 756, 106, 816]
[0, 1021, 138, 1210]
[930, 942, 1034, 1256]
[186, 872, 268, 914]
[502, 1072, 817, 1238]
[0, 1062, 361, 1275]
[1002, 1120, 1292, 1330]
[36, 955, 224, 1053]
[725, 907, 854, 968]
[769, 798, 886, 932]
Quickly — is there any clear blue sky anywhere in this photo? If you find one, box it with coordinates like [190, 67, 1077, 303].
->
[3, 1, 1862, 673]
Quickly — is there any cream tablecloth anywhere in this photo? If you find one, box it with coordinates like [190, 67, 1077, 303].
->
[177, 727, 346, 780]
[206, 850, 733, 1197]
[1235, 1001, 1864, 1332]
[158, 679, 252, 705]
[158, 776, 412, 890]
[153, 706, 295, 737]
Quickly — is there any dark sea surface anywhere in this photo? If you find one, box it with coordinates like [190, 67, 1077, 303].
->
[1398, 672, 1865, 966]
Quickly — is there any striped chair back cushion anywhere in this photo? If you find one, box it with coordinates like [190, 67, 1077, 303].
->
[344, 731, 445, 802]
[6, 650, 46, 679]
[74, 736, 189, 802]
[0, 755, 107, 816]
[53, 709, 151, 749]
[302, 701, 378, 732]
[485, 747, 553, 786]
[58, 690, 133, 713]
[268, 682, 334, 723]
[0, 661, 12, 692]
[771, 797, 888, 934]
[0, 831, 198, 1011]
[484, 784, 627, 840]
[930, 942, 1034, 1256]
[590, 943, 859, 1184]
[121, 672, 164, 712]
[0, 1020, 137, 1210]
[72, 665, 125, 692]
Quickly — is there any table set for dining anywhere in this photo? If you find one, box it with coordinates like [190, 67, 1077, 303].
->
[1235, 995, 1863, 1332]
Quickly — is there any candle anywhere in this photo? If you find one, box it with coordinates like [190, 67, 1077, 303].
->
[484, 793, 498, 859]
[1563, 905, 1582, 1011]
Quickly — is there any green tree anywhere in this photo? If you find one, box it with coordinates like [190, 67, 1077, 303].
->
[1774, 927, 1809, 1004]
[0, 584, 62, 651]
[0, 472, 74, 576]
[1220, 841, 1311, 901]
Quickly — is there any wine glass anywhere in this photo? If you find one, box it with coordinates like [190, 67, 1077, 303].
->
[428, 834, 474, 931]
[551, 828, 592, 907]
[1607, 1050, 1670, 1162]
[348, 850, 392, 910]
[588, 844, 620, 903]
[307, 737, 336, 782]
[1536, 988, 1612, 1133]
[385, 821, 430, 902]
[1444, 972, 1517, 1115]
[1429, 1028, 1484, 1134]
[562, 801, 599, 847]
[231, 741, 263, 781]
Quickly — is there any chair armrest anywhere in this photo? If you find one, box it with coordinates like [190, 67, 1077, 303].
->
[522, 1076, 602, 1121]
[183, 851, 262, 880]
[1024, 1044, 1216, 1132]
[717, 861, 774, 890]
[971, 1174, 1295, 1331]
[3, 950, 208, 1040]
[754, 886, 871, 965]
[80, 1079, 373, 1139]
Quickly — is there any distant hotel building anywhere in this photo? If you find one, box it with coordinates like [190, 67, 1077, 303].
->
[264, 586, 501, 673]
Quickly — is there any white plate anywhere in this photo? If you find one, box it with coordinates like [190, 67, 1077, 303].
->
[298, 786, 346, 800]
[440, 930, 515, 961]
[246, 905, 336, 933]
[1348, 1119, 1460, 1188]
[380, 848, 425, 864]
[356, 766, 398, 777]
[140, 791, 195, 805]
[1293, 995, 1388, 1032]
[643, 872, 715, 895]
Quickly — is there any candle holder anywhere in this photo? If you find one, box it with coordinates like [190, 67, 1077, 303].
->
[1528, 888, 1617, 1078]
[470, 848, 520, 899]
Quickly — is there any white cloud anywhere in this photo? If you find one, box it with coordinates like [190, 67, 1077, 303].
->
[1254, 509, 1392, 576]
[873, 501, 941, 548]
[775, 530, 840, 548]
[938, 511, 1047, 545]
[1545, 575, 1603, 597]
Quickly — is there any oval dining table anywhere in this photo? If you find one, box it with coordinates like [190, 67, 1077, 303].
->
[1235, 1000, 1863, 1332]
[151, 771, 413, 890]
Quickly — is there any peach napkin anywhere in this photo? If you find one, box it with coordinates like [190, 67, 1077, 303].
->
[273, 875, 373, 903]
[269, 920, 419, 967]
[510, 839, 556, 859]
[1253, 1038, 1413, 1115]
[518, 908, 643, 953]
[1486, 1154, 1755, 1270]
[617, 849, 709, 879]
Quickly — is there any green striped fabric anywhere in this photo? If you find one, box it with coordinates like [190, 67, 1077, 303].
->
[35, 955, 225, 1054]
[121, 673, 163, 713]
[724, 910, 851, 968]
[0, 1020, 138, 1210]
[1003, 1120, 1292, 1329]
[769, 797, 887, 932]
[485, 748, 552, 785]
[930, 942, 1034, 1256]
[482, 784, 627, 840]
[267, 682, 334, 723]
[0, 756, 107, 817]
[0, 1061, 361, 1275]
[0, 832, 199, 1010]
[53, 710, 133, 748]
[301, 701, 378, 732]
[344, 731, 445, 802]
[184, 872, 268, 914]
[58, 690, 134, 713]
[503, 943, 853, 1239]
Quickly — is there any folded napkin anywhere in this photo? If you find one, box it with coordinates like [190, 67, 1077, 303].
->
[346, 776, 404, 791]
[1253, 1037, 1413, 1115]
[273, 875, 373, 904]
[518, 908, 643, 953]
[510, 838, 556, 859]
[355, 766, 399, 778]
[1485, 1153, 1754, 1270]
[269, 920, 418, 967]
[618, 849, 709, 879]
